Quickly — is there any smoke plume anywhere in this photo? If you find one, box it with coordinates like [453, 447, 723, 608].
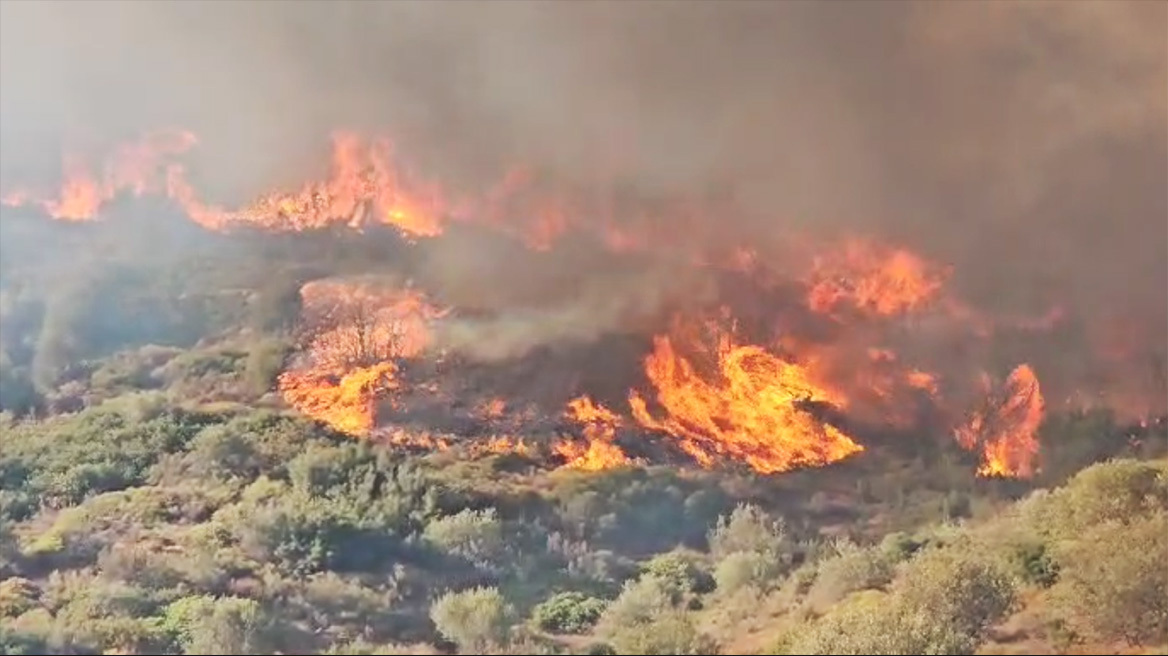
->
[1, 1, 1164, 363]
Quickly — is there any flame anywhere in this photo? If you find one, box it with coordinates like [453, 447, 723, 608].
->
[807, 238, 948, 317]
[476, 398, 508, 420]
[628, 319, 863, 474]
[5, 132, 446, 237]
[2, 130, 197, 220]
[555, 396, 634, 471]
[219, 133, 446, 236]
[954, 364, 1045, 478]
[277, 362, 398, 436]
[277, 282, 445, 435]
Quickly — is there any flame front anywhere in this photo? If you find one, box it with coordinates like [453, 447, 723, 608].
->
[5, 132, 446, 237]
[2, 130, 197, 220]
[628, 322, 863, 474]
[954, 364, 1045, 478]
[555, 396, 634, 471]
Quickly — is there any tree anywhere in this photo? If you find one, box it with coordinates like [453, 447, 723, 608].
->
[429, 586, 512, 653]
[1031, 459, 1168, 542]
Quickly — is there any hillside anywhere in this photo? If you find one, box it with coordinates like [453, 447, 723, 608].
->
[0, 3, 1165, 650]
[0, 213, 1165, 655]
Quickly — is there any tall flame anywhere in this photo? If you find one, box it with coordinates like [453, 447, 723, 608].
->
[955, 364, 1045, 478]
[628, 321, 863, 474]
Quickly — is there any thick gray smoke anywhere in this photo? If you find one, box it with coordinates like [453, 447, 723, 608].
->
[1, 1, 1164, 363]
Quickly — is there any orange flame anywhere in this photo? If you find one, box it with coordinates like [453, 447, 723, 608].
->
[955, 364, 1045, 478]
[555, 396, 634, 471]
[628, 320, 863, 474]
[2, 130, 197, 220]
[5, 132, 446, 237]
[277, 362, 398, 436]
[277, 282, 445, 435]
[807, 238, 948, 317]
[476, 398, 508, 420]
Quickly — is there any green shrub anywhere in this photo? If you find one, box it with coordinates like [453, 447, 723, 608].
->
[423, 508, 506, 569]
[708, 503, 788, 561]
[603, 609, 718, 655]
[0, 577, 39, 617]
[1013, 542, 1059, 588]
[780, 547, 1016, 655]
[641, 551, 713, 596]
[163, 595, 277, 655]
[429, 586, 512, 652]
[1048, 511, 1168, 646]
[532, 591, 607, 634]
[806, 539, 895, 608]
[713, 550, 778, 594]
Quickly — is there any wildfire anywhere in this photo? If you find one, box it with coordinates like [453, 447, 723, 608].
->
[2, 130, 197, 220]
[555, 396, 634, 471]
[4, 131, 447, 237]
[955, 364, 1045, 478]
[628, 320, 863, 474]
[278, 363, 398, 436]
[277, 281, 445, 436]
[807, 238, 948, 317]
[8, 129, 1145, 482]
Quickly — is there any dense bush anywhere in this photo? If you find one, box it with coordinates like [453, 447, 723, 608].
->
[531, 591, 607, 634]
[429, 586, 512, 652]
[1048, 510, 1168, 645]
[806, 538, 896, 609]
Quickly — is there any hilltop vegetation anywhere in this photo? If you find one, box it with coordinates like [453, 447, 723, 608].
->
[0, 214, 1166, 655]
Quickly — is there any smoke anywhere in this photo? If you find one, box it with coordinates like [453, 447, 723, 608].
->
[1, 1, 1164, 364]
